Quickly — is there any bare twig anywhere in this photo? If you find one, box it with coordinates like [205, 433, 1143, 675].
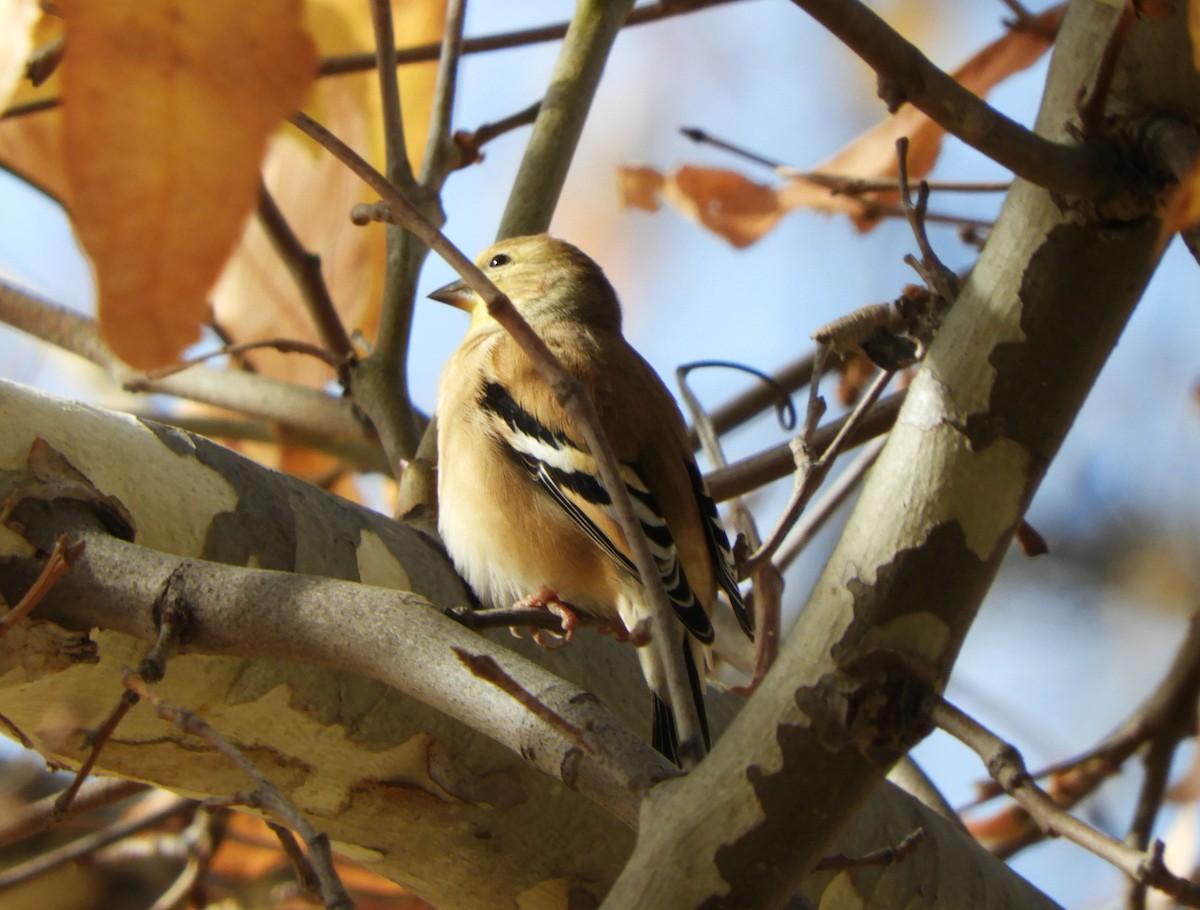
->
[0, 795, 196, 892]
[0, 778, 149, 848]
[419, 0, 468, 187]
[453, 648, 593, 750]
[125, 675, 355, 910]
[969, 612, 1200, 859]
[256, 184, 353, 359]
[785, 0, 1108, 196]
[705, 388, 906, 503]
[54, 581, 189, 815]
[137, 337, 343, 381]
[931, 695, 1200, 906]
[1077, 0, 1136, 136]
[370, 0, 414, 191]
[315, 0, 741, 77]
[814, 828, 926, 871]
[897, 138, 960, 303]
[267, 820, 324, 899]
[0, 534, 83, 637]
[0, 281, 368, 441]
[454, 100, 543, 169]
[743, 366, 893, 574]
[676, 361, 780, 678]
[774, 435, 886, 571]
[681, 127, 1011, 194]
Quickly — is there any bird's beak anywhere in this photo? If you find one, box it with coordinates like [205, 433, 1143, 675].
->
[428, 278, 475, 311]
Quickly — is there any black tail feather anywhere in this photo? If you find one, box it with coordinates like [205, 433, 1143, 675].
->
[650, 638, 711, 765]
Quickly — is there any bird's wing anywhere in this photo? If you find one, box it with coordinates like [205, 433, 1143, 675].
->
[685, 460, 753, 637]
[483, 337, 714, 644]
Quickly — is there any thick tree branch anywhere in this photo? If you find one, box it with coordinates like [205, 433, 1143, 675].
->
[600, 2, 1171, 906]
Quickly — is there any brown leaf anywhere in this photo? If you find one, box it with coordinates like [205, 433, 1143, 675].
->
[59, 0, 318, 369]
[626, 5, 1066, 245]
[617, 164, 666, 212]
[664, 166, 784, 249]
[0, 11, 68, 204]
[210, 0, 444, 388]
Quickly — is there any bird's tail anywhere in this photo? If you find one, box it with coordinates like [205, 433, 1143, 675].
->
[648, 634, 711, 766]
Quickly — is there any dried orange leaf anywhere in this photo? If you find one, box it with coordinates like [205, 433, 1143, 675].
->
[629, 6, 1065, 245]
[663, 166, 784, 249]
[59, 0, 317, 369]
[618, 165, 666, 212]
[0, 8, 64, 203]
[209, 0, 443, 389]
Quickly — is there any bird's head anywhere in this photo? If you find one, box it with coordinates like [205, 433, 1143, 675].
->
[429, 234, 622, 333]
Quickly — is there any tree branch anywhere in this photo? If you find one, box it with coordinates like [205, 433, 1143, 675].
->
[786, 0, 1110, 196]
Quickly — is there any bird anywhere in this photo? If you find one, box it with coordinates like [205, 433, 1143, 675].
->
[430, 234, 752, 765]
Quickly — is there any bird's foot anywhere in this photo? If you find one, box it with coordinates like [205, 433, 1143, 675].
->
[511, 586, 579, 649]
[595, 617, 650, 646]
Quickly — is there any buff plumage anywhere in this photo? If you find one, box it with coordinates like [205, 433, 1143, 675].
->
[431, 234, 750, 763]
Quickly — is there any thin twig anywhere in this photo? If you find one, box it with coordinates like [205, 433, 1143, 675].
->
[137, 337, 343, 381]
[0, 534, 84, 637]
[125, 676, 355, 910]
[0, 281, 368, 441]
[454, 100, 543, 169]
[676, 362, 780, 678]
[0, 778, 149, 848]
[681, 127, 1012, 194]
[54, 582, 190, 815]
[355, 0, 427, 468]
[774, 435, 886, 571]
[315, 0, 741, 77]
[418, 0, 468, 187]
[0, 796, 196, 892]
[743, 367, 893, 574]
[289, 107, 708, 765]
[267, 820, 324, 899]
[786, 0, 1108, 196]
[453, 648, 593, 750]
[446, 604, 583, 634]
[931, 695, 1200, 906]
[1078, 0, 1136, 137]
[256, 183, 353, 359]
[969, 612, 1200, 860]
[705, 388, 906, 503]
[1125, 731, 1180, 910]
[814, 828, 926, 871]
[370, 0, 414, 190]
[897, 138, 960, 303]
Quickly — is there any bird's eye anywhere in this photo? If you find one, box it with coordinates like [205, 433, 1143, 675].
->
[488, 253, 511, 268]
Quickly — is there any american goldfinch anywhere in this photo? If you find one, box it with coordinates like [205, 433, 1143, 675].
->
[431, 234, 751, 764]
